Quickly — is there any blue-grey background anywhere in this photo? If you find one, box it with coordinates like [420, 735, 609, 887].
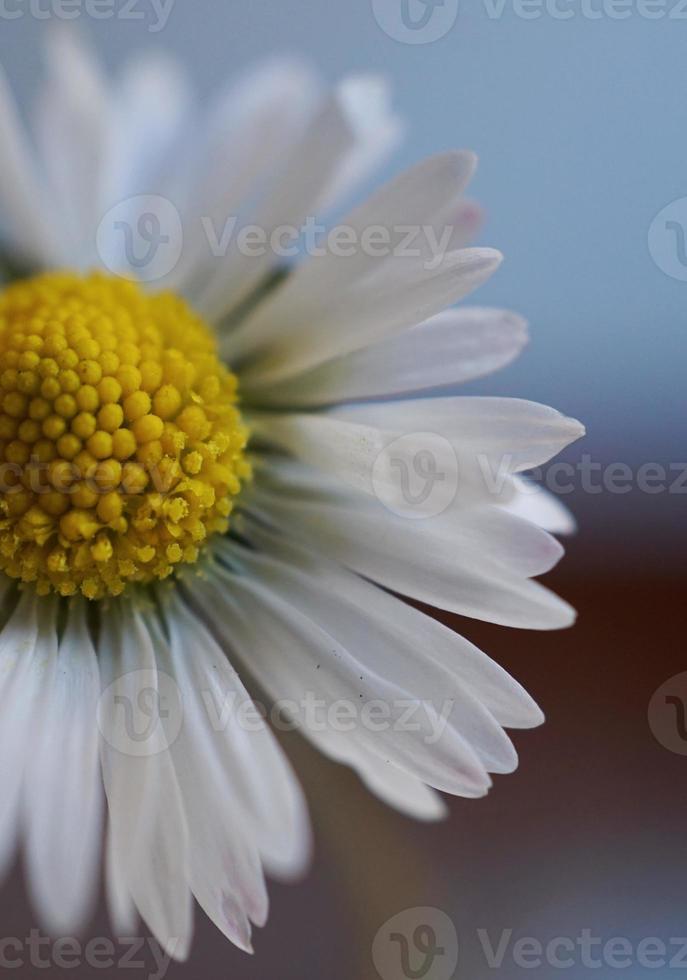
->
[1, 0, 685, 570]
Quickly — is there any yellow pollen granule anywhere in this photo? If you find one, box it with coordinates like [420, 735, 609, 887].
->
[0, 271, 250, 599]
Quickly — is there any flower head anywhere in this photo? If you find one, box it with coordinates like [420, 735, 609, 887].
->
[0, 30, 583, 958]
[0, 271, 248, 598]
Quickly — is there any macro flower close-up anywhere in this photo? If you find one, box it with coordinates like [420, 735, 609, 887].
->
[0, 28, 585, 959]
[0, 8, 682, 979]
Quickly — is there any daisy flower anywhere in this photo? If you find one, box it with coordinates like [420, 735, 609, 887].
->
[0, 30, 584, 958]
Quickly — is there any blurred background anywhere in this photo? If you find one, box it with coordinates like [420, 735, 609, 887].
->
[0, 1, 685, 977]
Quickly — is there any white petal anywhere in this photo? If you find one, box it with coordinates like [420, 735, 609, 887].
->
[185, 562, 492, 798]
[106, 823, 138, 936]
[0, 62, 59, 265]
[331, 397, 586, 474]
[505, 476, 577, 534]
[355, 755, 449, 821]
[304, 722, 450, 820]
[239, 248, 500, 388]
[248, 523, 545, 729]
[245, 462, 575, 630]
[178, 568, 449, 821]
[442, 197, 484, 250]
[181, 607, 478, 821]
[216, 533, 521, 776]
[111, 52, 191, 200]
[32, 28, 115, 268]
[24, 598, 103, 935]
[228, 151, 475, 345]
[247, 308, 528, 407]
[95, 52, 192, 274]
[249, 398, 584, 513]
[142, 606, 267, 952]
[0, 591, 51, 880]
[98, 604, 192, 959]
[166, 58, 322, 300]
[158, 591, 311, 881]
[250, 456, 562, 575]
[223, 151, 481, 367]
[196, 74, 401, 322]
[315, 75, 404, 213]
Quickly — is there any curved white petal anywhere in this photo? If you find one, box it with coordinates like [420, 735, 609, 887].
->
[112, 53, 191, 197]
[315, 75, 404, 212]
[98, 603, 192, 960]
[231, 246, 500, 388]
[505, 476, 577, 535]
[216, 534, 523, 776]
[94, 52, 191, 275]
[250, 456, 563, 578]
[32, 28, 115, 269]
[442, 197, 484, 250]
[355, 755, 449, 822]
[156, 591, 311, 881]
[249, 398, 584, 510]
[245, 461, 574, 630]
[185, 560, 492, 798]
[24, 598, 103, 935]
[0, 591, 51, 880]
[225, 150, 475, 349]
[222, 523, 544, 729]
[228, 248, 501, 390]
[142, 605, 268, 952]
[196, 74, 402, 322]
[223, 151, 485, 369]
[106, 823, 138, 936]
[332, 397, 585, 474]
[246, 308, 528, 408]
[0, 62, 60, 266]
[177, 564, 450, 822]
[166, 57, 322, 300]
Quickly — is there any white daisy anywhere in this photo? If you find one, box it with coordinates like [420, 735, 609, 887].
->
[0, 30, 584, 958]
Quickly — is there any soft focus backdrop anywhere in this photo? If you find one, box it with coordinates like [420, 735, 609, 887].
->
[0, 3, 684, 978]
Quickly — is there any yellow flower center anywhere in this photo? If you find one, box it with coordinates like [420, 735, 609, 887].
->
[0, 271, 249, 600]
